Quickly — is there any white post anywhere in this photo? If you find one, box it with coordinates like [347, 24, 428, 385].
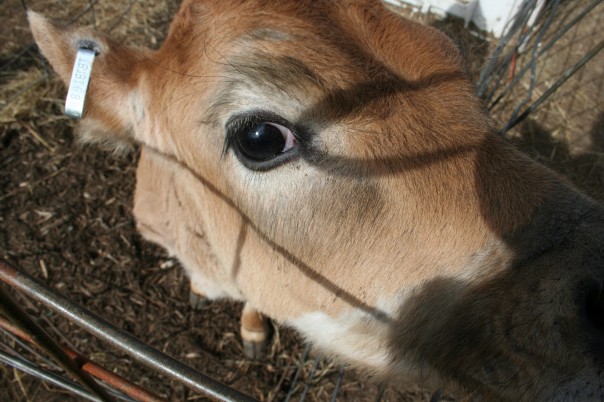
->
[383, 0, 542, 37]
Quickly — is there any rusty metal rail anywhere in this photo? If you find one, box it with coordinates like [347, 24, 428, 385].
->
[0, 315, 164, 402]
[0, 258, 257, 402]
[0, 349, 108, 402]
[0, 285, 117, 402]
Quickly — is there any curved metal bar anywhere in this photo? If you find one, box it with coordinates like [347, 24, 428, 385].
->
[0, 348, 101, 402]
[0, 259, 257, 402]
[0, 316, 163, 402]
[0, 286, 115, 401]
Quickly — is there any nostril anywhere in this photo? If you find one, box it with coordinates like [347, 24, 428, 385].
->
[584, 287, 604, 333]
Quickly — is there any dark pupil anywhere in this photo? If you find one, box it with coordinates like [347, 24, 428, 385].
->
[236, 123, 286, 161]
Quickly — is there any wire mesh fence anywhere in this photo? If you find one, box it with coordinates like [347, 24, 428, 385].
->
[1, 0, 603, 401]
[477, 0, 604, 135]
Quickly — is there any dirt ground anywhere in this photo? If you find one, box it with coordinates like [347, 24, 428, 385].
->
[0, 0, 602, 401]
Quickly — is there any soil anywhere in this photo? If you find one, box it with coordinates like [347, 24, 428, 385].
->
[0, 0, 602, 401]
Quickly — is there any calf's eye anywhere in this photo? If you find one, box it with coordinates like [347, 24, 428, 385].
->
[235, 122, 296, 161]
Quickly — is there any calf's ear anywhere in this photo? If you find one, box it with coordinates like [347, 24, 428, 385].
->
[28, 11, 149, 148]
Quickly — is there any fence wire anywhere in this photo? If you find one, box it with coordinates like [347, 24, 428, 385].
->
[1, 0, 603, 401]
[477, 0, 604, 134]
[0, 259, 257, 402]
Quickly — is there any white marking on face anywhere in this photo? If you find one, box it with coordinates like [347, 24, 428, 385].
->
[130, 90, 146, 124]
[289, 310, 392, 369]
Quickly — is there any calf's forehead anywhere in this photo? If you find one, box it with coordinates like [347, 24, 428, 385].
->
[158, 0, 465, 83]
[150, 0, 473, 141]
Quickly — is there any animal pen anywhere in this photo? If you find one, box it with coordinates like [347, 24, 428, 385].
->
[1, 0, 603, 400]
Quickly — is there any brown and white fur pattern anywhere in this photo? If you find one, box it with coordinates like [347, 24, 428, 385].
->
[29, 1, 604, 400]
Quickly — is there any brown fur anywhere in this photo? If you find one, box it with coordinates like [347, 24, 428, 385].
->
[29, 1, 604, 400]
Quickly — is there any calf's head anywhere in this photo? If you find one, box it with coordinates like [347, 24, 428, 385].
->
[29, 0, 604, 399]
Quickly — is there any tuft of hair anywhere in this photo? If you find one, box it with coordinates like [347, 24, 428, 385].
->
[76, 119, 135, 155]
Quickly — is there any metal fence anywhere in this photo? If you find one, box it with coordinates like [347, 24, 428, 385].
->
[477, 0, 604, 135]
[1, 0, 603, 401]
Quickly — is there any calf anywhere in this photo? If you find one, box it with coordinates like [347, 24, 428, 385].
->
[29, 0, 604, 400]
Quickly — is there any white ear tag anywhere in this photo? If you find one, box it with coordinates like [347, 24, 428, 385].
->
[64, 48, 96, 119]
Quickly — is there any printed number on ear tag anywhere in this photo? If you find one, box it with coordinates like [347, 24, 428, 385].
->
[64, 48, 96, 119]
